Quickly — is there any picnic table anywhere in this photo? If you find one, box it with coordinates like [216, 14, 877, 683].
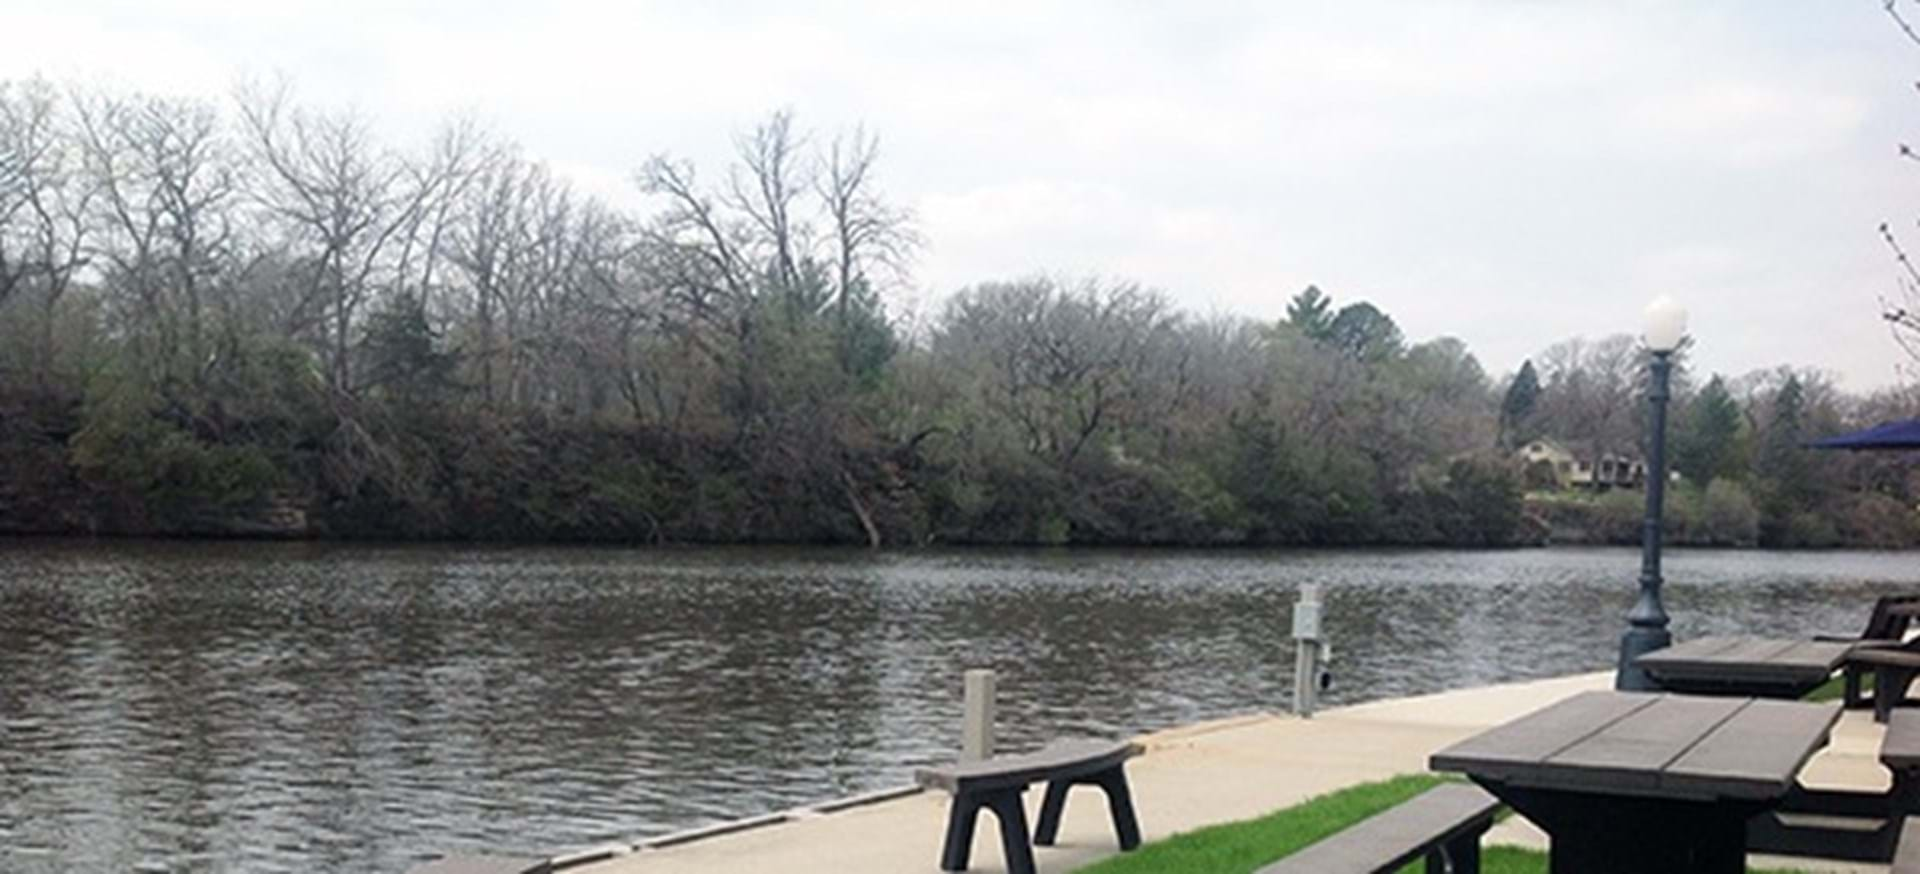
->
[1431, 690, 1840, 874]
[1634, 635, 1851, 698]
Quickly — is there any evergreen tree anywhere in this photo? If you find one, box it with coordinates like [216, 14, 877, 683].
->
[1285, 285, 1334, 339]
[360, 290, 458, 407]
[1326, 302, 1404, 363]
[1756, 374, 1812, 545]
[1761, 376, 1807, 487]
[1671, 375, 1745, 485]
[1499, 359, 1541, 449]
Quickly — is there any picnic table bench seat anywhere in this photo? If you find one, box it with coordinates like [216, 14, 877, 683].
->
[1751, 707, 1920, 861]
[914, 738, 1142, 874]
[1254, 783, 1500, 874]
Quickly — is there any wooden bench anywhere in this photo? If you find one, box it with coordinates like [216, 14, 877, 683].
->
[1817, 594, 1920, 646]
[914, 739, 1142, 874]
[1255, 784, 1500, 874]
[1823, 595, 1920, 709]
[1846, 647, 1920, 723]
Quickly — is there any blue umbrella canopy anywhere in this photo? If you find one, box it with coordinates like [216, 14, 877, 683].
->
[1807, 418, 1920, 450]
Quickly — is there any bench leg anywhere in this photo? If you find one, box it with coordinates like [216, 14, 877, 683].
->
[1034, 780, 1071, 846]
[1876, 666, 1910, 723]
[939, 794, 984, 872]
[1094, 766, 1142, 851]
[1845, 667, 1864, 708]
[1447, 839, 1481, 874]
[1429, 821, 1487, 874]
[985, 791, 1037, 874]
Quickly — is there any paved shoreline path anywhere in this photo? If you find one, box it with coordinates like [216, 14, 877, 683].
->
[565, 672, 1893, 874]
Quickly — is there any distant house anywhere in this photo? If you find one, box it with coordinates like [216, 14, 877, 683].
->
[1516, 438, 1645, 490]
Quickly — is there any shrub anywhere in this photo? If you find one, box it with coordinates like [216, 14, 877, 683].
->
[69, 384, 287, 532]
[1831, 492, 1920, 549]
[1697, 479, 1760, 546]
[1522, 459, 1561, 492]
[1785, 512, 1842, 549]
[1591, 489, 1647, 544]
[1437, 455, 1527, 546]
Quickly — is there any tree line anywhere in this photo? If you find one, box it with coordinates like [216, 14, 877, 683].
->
[1, 77, 1915, 547]
[1504, 345, 1920, 549]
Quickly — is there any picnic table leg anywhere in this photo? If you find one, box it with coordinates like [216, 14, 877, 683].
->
[1092, 766, 1142, 851]
[984, 790, 1037, 874]
[1485, 784, 1751, 874]
[1845, 667, 1865, 708]
[939, 793, 983, 872]
[1033, 780, 1071, 846]
[1548, 815, 1744, 874]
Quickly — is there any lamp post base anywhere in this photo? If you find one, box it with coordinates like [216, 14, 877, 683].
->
[1616, 626, 1672, 691]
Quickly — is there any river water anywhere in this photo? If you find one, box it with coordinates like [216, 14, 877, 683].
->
[0, 541, 1913, 872]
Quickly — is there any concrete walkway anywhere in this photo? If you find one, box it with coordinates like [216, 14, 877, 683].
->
[570, 672, 1892, 874]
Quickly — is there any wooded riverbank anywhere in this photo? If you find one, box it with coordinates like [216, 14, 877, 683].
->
[3, 82, 1916, 550]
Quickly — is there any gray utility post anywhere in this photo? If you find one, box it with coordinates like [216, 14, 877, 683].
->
[961, 669, 996, 762]
[1293, 585, 1327, 717]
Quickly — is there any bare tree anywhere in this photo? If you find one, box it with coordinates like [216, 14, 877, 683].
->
[1531, 333, 1644, 479]
[1890, 0, 1920, 47]
[73, 88, 237, 389]
[728, 110, 807, 295]
[0, 80, 90, 386]
[936, 277, 1181, 464]
[235, 79, 455, 394]
[816, 126, 919, 341]
[445, 147, 531, 404]
[392, 114, 491, 319]
[0, 82, 36, 306]
[637, 154, 752, 320]
[1880, 1, 1920, 366]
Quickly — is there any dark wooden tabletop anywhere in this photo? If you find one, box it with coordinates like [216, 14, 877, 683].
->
[1430, 691, 1840, 801]
[1635, 636, 1851, 686]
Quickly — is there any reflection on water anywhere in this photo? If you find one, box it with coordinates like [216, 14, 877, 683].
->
[0, 542, 1912, 872]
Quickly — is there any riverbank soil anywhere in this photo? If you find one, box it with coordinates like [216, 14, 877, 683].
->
[567, 671, 1891, 874]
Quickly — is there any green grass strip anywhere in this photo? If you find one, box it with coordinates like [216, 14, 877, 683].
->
[1075, 773, 1813, 874]
[1077, 774, 1444, 874]
[1804, 671, 1867, 703]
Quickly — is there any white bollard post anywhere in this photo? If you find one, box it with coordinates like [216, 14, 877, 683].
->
[1292, 585, 1323, 718]
[962, 669, 997, 762]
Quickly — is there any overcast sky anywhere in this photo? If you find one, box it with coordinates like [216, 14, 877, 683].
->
[7, 1, 1917, 388]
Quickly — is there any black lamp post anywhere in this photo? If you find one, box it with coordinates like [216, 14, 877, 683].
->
[1616, 296, 1688, 691]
